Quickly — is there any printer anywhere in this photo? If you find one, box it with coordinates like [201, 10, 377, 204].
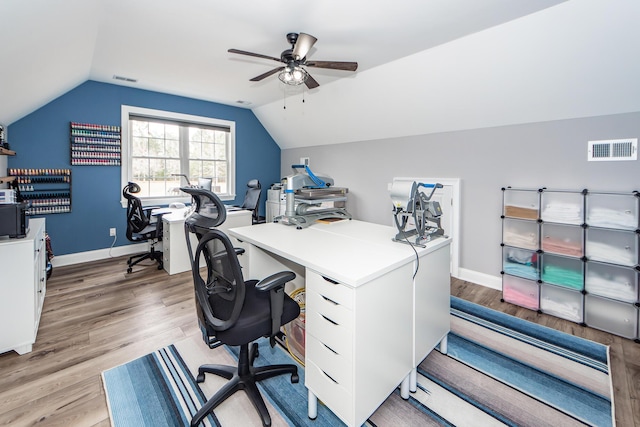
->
[0, 202, 29, 238]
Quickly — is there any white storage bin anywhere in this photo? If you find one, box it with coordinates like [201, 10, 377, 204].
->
[503, 247, 539, 281]
[541, 254, 584, 291]
[503, 218, 539, 250]
[502, 275, 539, 311]
[586, 192, 639, 231]
[586, 227, 639, 267]
[585, 261, 638, 303]
[503, 189, 539, 220]
[541, 191, 584, 225]
[540, 284, 584, 323]
[585, 294, 638, 339]
[541, 223, 583, 257]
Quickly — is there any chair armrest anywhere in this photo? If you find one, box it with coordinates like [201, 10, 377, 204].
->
[255, 271, 296, 292]
[256, 271, 297, 346]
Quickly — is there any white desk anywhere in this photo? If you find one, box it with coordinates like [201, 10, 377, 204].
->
[228, 220, 451, 427]
[161, 207, 252, 275]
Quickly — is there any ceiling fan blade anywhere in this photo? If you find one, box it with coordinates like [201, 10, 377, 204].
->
[305, 60, 358, 71]
[292, 33, 317, 60]
[228, 49, 281, 63]
[250, 67, 284, 82]
[305, 73, 320, 89]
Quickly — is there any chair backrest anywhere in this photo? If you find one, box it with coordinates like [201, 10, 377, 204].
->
[240, 179, 262, 223]
[197, 177, 213, 192]
[123, 182, 149, 239]
[181, 187, 227, 238]
[191, 229, 246, 335]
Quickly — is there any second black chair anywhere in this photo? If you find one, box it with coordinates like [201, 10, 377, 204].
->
[123, 182, 164, 273]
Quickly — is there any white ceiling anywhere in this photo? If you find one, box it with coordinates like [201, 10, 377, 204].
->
[2, 0, 640, 149]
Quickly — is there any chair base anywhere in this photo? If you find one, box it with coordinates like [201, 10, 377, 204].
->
[191, 342, 299, 427]
[126, 246, 163, 273]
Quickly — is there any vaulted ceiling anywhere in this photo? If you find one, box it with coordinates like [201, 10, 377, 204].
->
[2, 0, 639, 149]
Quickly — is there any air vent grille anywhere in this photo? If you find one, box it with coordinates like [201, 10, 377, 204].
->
[113, 75, 138, 83]
[588, 138, 637, 161]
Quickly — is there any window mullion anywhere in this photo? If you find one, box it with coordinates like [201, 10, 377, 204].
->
[179, 126, 190, 183]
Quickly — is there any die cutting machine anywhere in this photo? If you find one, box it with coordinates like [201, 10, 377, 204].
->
[275, 165, 351, 229]
[389, 180, 445, 247]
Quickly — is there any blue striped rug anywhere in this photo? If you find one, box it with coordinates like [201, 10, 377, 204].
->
[102, 296, 613, 426]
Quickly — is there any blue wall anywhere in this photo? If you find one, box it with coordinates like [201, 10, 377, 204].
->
[8, 80, 281, 255]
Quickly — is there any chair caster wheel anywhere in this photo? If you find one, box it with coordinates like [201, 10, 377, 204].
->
[291, 373, 299, 383]
[196, 373, 205, 383]
[127, 267, 132, 273]
[157, 265, 163, 270]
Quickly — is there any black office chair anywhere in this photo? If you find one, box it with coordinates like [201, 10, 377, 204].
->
[123, 182, 164, 273]
[182, 187, 300, 427]
[240, 179, 265, 224]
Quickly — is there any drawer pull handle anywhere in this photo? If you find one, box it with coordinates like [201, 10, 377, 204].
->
[323, 343, 338, 354]
[320, 314, 338, 326]
[321, 295, 338, 305]
[322, 276, 339, 284]
[322, 370, 338, 384]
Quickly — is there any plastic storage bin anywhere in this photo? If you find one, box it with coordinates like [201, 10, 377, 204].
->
[540, 190, 584, 225]
[541, 223, 583, 257]
[503, 246, 539, 281]
[585, 261, 639, 303]
[540, 283, 584, 323]
[586, 227, 639, 267]
[502, 275, 539, 310]
[503, 218, 539, 250]
[541, 254, 584, 291]
[585, 294, 638, 339]
[586, 192, 639, 231]
[503, 189, 539, 220]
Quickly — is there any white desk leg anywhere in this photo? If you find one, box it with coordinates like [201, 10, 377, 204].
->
[439, 334, 448, 355]
[308, 389, 318, 420]
[409, 368, 417, 393]
[400, 374, 410, 399]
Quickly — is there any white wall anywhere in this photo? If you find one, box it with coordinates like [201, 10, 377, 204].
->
[281, 112, 640, 288]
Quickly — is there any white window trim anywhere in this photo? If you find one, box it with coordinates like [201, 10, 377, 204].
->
[120, 105, 236, 208]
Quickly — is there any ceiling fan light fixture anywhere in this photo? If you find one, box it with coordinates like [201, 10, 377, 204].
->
[278, 66, 308, 86]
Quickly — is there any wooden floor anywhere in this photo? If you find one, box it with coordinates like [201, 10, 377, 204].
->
[0, 256, 637, 426]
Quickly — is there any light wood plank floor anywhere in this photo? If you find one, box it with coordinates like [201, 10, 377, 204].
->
[0, 257, 637, 426]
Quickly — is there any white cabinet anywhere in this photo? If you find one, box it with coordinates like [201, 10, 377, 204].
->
[0, 218, 46, 355]
[304, 266, 413, 427]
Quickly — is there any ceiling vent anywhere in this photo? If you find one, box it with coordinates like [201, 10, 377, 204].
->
[588, 138, 637, 161]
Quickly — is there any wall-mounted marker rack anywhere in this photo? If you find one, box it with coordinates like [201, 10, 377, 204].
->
[7, 168, 72, 215]
[70, 122, 121, 166]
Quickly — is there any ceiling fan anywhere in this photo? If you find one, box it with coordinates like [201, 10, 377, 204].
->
[228, 32, 358, 89]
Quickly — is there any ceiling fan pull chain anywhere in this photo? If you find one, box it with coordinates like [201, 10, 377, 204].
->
[283, 86, 287, 110]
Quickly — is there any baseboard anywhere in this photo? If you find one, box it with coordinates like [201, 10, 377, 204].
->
[51, 243, 148, 267]
[456, 268, 502, 291]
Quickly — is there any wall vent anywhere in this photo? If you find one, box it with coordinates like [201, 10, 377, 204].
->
[113, 75, 138, 83]
[588, 138, 637, 161]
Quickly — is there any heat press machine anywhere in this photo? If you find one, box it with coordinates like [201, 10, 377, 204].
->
[275, 165, 351, 229]
[389, 180, 445, 247]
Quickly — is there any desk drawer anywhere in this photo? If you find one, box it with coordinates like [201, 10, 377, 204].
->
[306, 334, 353, 391]
[305, 300, 353, 358]
[305, 359, 353, 425]
[307, 270, 353, 310]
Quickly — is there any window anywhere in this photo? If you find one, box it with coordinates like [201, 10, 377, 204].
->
[120, 106, 235, 207]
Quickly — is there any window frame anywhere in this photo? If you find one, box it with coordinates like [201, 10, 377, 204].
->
[120, 105, 236, 208]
